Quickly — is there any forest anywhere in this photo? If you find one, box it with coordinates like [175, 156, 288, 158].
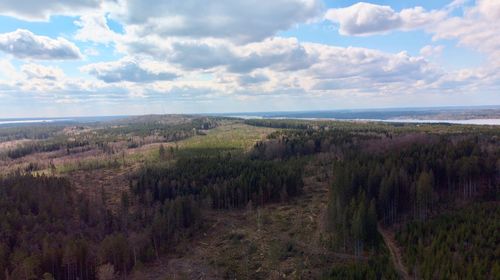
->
[396, 202, 499, 279]
[0, 172, 204, 279]
[132, 155, 304, 209]
[0, 116, 498, 279]
[249, 119, 499, 279]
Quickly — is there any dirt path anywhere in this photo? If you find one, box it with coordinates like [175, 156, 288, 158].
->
[378, 224, 411, 280]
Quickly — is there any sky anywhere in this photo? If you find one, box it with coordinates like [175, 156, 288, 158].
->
[0, 0, 499, 117]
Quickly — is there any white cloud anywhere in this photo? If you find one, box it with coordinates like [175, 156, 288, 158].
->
[229, 38, 316, 73]
[0, 29, 82, 60]
[420, 45, 445, 57]
[21, 63, 65, 80]
[0, 59, 21, 80]
[0, 0, 498, 110]
[477, 0, 500, 20]
[302, 44, 442, 92]
[0, 61, 100, 96]
[74, 13, 121, 44]
[86, 36, 457, 98]
[0, 0, 102, 21]
[113, 0, 323, 43]
[81, 58, 180, 83]
[325, 2, 446, 36]
[432, 0, 500, 62]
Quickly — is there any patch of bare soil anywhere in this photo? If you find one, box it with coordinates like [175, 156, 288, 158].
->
[378, 224, 411, 280]
[0, 139, 33, 151]
[70, 166, 135, 211]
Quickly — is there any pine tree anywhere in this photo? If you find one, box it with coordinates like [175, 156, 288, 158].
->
[366, 199, 378, 245]
[159, 144, 166, 160]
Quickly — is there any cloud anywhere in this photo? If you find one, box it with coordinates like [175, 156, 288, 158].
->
[0, 29, 82, 60]
[420, 45, 445, 57]
[125, 37, 316, 74]
[300, 44, 443, 93]
[0, 0, 102, 21]
[477, 0, 500, 20]
[113, 0, 323, 43]
[325, 2, 445, 36]
[432, 0, 500, 62]
[81, 58, 180, 83]
[238, 73, 270, 85]
[0, 0, 498, 110]
[0, 60, 107, 97]
[74, 13, 121, 44]
[21, 63, 64, 80]
[0, 59, 21, 80]
[228, 38, 316, 73]
[119, 37, 450, 97]
[167, 40, 234, 70]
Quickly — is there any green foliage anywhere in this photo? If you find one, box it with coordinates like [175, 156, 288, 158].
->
[132, 155, 304, 209]
[0, 172, 202, 280]
[6, 140, 67, 159]
[324, 255, 398, 280]
[0, 174, 94, 280]
[0, 118, 498, 280]
[1, 117, 221, 160]
[396, 203, 500, 279]
[176, 123, 275, 157]
[98, 116, 218, 139]
[0, 125, 65, 141]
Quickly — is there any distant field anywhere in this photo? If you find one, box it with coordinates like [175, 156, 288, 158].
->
[176, 123, 276, 156]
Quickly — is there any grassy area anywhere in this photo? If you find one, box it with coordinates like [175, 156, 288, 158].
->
[175, 123, 276, 157]
[56, 157, 122, 173]
[36, 122, 274, 176]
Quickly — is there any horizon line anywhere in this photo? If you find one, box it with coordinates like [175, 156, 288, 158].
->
[0, 104, 499, 120]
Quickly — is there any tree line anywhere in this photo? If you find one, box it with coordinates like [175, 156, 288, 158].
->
[132, 154, 304, 209]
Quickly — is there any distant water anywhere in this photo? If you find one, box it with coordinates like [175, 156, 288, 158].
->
[0, 116, 127, 127]
[380, 119, 500, 125]
[0, 119, 73, 125]
[223, 108, 500, 126]
[227, 115, 500, 126]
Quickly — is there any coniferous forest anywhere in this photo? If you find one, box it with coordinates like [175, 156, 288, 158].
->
[0, 116, 498, 279]
[2, 0, 500, 278]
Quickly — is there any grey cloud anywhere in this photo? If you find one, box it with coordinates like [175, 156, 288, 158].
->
[228, 44, 315, 73]
[0, 29, 82, 60]
[238, 73, 270, 85]
[164, 39, 316, 73]
[169, 42, 233, 70]
[312, 79, 363, 91]
[0, 0, 102, 21]
[82, 59, 179, 83]
[21, 64, 64, 80]
[118, 0, 323, 43]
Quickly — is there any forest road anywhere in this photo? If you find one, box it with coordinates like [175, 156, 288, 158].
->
[378, 224, 411, 280]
